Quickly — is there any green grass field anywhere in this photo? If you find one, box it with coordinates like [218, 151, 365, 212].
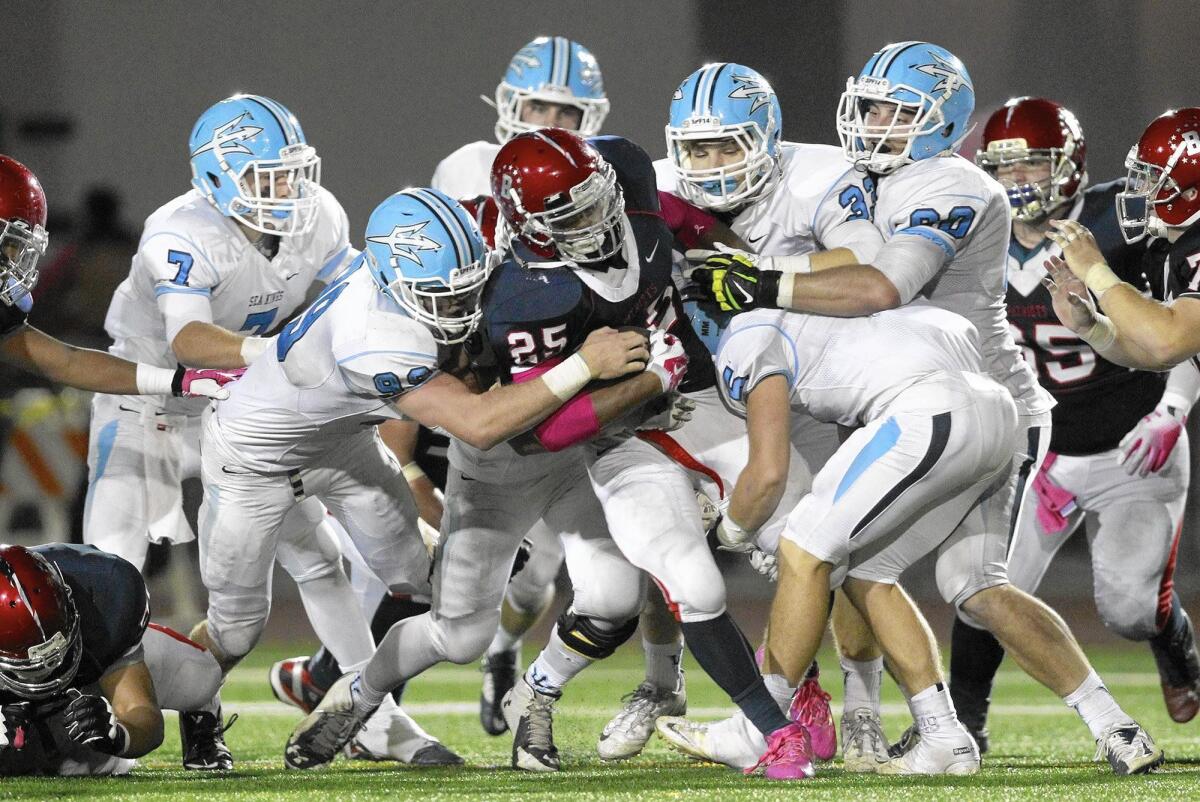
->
[2, 644, 1198, 800]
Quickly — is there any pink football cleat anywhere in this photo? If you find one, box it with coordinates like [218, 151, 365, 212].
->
[745, 722, 815, 780]
[789, 665, 836, 761]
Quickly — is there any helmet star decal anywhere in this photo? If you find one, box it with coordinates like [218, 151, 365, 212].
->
[366, 221, 443, 268]
[190, 112, 265, 158]
[913, 52, 967, 94]
[728, 73, 773, 115]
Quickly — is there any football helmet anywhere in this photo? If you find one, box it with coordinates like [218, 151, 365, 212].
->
[666, 63, 783, 212]
[1117, 107, 1200, 243]
[837, 42, 974, 174]
[492, 36, 609, 143]
[0, 546, 81, 700]
[189, 94, 321, 237]
[0, 156, 49, 308]
[363, 187, 493, 344]
[491, 128, 625, 265]
[976, 97, 1087, 222]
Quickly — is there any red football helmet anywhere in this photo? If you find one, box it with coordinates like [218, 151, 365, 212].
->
[0, 156, 49, 307]
[975, 97, 1087, 223]
[0, 546, 81, 699]
[1117, 108, 1200, 243]
[490, 128, 625, 265]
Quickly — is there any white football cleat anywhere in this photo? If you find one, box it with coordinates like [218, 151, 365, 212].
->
[655, 709, 764, 770]
[841, 708, 890, 773]
[284, 674, 374, 770]
[346, 697, 462, 766]
[598, 681, 687, 761]
[875, 717, 979, 776]
[1094, 722, 1164, 775]
[501, 677, 561, 772]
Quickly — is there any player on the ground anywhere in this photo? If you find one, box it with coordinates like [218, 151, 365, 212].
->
[653, 61, 890, 764]
[686, 42, 1162, 775]
[1044, 107, 1200, 372]
[949, 97, 1200, 747]
[0, 544, 226, 776]
[0, 154, 237, 400]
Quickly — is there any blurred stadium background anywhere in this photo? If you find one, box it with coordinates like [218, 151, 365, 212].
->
[4, 0, 1200, 649]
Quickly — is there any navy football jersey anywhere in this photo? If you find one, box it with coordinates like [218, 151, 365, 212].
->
[478, 135, 715, 394]
[1005, 180, 1160, 454]
[1, 302, 27, 339]
[1147, 221, 1200, 371]
[0, 544, 149, 705]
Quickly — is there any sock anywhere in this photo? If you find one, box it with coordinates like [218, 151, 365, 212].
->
[349, 671, 387, 716]
[309, 646, 342, 693]
[1064, 670, 1130, 740]
[643, 637, 684, 691]
[840, 655, 883, 717]
[1149, 594, 1200, 687]
[680, 613, 791, 736]
[949, 617, 1005, 726]
[909, 682, 958, 736]
[524, 629, 591, 696]
[763, 673, 796, 714]
[369, 594, 430, 703]
[486, 626, 523, 657]
[360, 614, 443, 702]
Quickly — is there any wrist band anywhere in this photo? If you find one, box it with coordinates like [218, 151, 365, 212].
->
[402, 462, 427, 484]
[540, 353, 592, 401]
[240, 335, 271, 365]
[765, 253, 812, 275]
[1080, 314, 1116, 353]
[1084, 262, 1122, 298]
[135, 364, 176, 396]
[775, 272, 794, 309]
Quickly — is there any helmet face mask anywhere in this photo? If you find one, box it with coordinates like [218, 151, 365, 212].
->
[666, 63, 782, 212]
[837, 43, 974, 175]
[0, 218, 48, 307]
[526, 164, 626, 264]
[0, 548, 83, 700]
[493, 37, 609, 144]
[227, 143, 322, 237]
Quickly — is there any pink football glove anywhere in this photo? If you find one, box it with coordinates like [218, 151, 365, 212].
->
[1032, 452, 1077, 535]
[1119, 401, 1187, 477]
[646, 328, 688, 392]
[173, 367, 246, 400]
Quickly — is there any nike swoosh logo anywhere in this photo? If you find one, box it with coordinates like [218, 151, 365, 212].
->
[747, 233, 765, 246]
[285, 272, 300, 280]
[221, 465, 253, 475]
[734, 284, 754, 305]
[645, 239, 660, 263]
[118, 404, 168, 416]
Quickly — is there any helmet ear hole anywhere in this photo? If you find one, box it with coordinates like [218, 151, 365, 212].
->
[942, 122, 955, 140]
[207, 172, 222, 189]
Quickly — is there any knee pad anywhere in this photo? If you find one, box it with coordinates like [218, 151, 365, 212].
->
[556, 609, 639, 660]
[207, 599, 271, 660]
[1096, 590, 1158, 641]
[434, 608, 502, 665]
[141, 625, 223, 711]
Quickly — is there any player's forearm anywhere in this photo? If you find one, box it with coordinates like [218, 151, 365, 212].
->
[115, 703, 164, 758]
[729, 455, 787, 532]
[172, 321, 267, 369]
[2, 327, 141, 393]
[517, 372, 665, 454]
[1098, 285, 1200, 369]
[780, 265, 901, 317]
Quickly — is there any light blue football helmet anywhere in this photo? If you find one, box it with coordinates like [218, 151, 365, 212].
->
[363, 188, 494, 344]
[666, 63, 783, 212]
[189, 94, 321, 237]
[836, 42, 975, 174]
[492, 36, 609, 143]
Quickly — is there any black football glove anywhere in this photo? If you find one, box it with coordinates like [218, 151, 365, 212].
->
[686, 250, 781, 313]
[0, 703, 30, 750]
[63, 690, 128, 756]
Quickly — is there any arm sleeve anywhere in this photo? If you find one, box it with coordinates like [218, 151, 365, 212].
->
[1162, 359, 1200, 412]
[511, 356, 601, 451]
[157, 291, 215, 346]
[589, 136, 659, 213]
[658, 191, 724, 250]
[870, 235, 952, 305]
[334, 323, 441, 399]
[715, 319, 795, 416]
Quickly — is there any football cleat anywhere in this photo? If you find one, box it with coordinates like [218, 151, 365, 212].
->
[1094, 722, 1164, 775]
[269, 655, 325, 714]
[1160, 680, 1200, 724]
[887, 723, 919, 759]
[949, 680, 992, 754]
[346, 700, 462, 766]
[180, 707, 237, 771]
[789, 668, 836, 761]
[501, 677, 561, 772]
[284, 674, 375, 770]
[598, 680, 687, 761]
[655, 711, 763, 770]
[480, 647, 519, 735]
[876, 718, 979, 776]
[1150, 608, 1200, 723]
[842, 708, 890, 772]
[744, 722, 815, 780]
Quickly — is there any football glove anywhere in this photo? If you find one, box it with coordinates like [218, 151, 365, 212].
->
[0, 703, 29, 750]
[637, 392, 696, 433]
[749, 549, 778, 582]
[646, 328, 689, 392]
[172, 366, 246, 400]
[1119, 401, 1187, 477]
[63, 690, 128, 756]
[685, 249, 781, 313]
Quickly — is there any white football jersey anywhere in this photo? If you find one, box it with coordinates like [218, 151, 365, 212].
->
[104, 186, 355, 413]
[867, 155, 1053, 416]
[432, 141, 502, 200]
[210, 264, 439, 473]
[653, 142, 883, 262]
[716, 305, 983, 427]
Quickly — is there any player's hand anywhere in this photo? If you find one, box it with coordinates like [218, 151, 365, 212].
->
[0, 703, 29, 750]
[173, 366, 246, 400]
[63, 690, 128, 756]
[684, 249, 780, 313]
[579, 327, 651, 380]
[637, 392, 695, 432]
[1046, 219, 1106, 282]
[1042, 256, 1098, 335]
[646, 328, 689, 392]
[1119, 401, 1188, 477]
[749, 549, 778, 582]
